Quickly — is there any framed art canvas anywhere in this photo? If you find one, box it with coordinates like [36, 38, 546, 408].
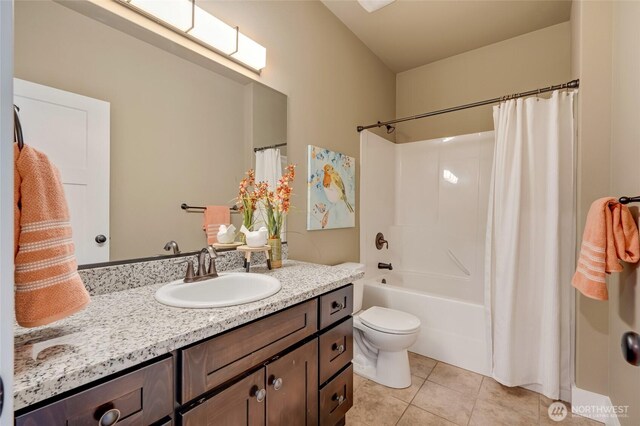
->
[307, 145, 356, 230]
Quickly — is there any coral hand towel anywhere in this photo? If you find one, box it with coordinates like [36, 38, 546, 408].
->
[572, 197, 640, 300]
[14, 144, 90, 328]
[203, 206, 230, 244]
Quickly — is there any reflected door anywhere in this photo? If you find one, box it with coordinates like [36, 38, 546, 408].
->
[14, 78, 110, 264]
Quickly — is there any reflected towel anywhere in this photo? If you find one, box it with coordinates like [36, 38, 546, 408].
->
[14, 144, 90, 328]
[572, 197, 640, 300]
[203, 206, 230, 244]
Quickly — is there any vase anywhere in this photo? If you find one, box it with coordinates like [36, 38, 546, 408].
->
[268, 237, 282, 269]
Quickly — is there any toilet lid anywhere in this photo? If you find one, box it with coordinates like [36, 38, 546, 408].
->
[359, 306, 421, 335]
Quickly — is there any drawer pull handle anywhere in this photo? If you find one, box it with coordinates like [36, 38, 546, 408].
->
[252, 387, 267, 402]
[332, 393, 345, 406]
[270, 377, 284, 391]
[98, 408, 121, 426]
[332, 301, 344, 310]
[332, 343, 345, 354]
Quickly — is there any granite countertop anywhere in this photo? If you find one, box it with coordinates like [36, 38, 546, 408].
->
[13, 260, 362, 410]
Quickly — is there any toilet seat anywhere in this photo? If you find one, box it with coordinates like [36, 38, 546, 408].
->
[359, 306, 421, 335]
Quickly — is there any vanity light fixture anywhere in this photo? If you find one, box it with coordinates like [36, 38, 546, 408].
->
[116, 0, 267, 72]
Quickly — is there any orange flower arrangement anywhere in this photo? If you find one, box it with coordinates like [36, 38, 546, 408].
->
[236, 169, 258, 230]
[261, 164, 296, 239]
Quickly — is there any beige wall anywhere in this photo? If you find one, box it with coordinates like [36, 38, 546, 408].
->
[571, 0, 612, 397]
[609, 1, 640, 423]
[395, 22, 571, 143]
[200, 1, 396, 264]
[14, 0, 249, 261]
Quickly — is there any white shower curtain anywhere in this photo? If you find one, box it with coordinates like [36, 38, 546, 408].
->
[254, 148, 284, 238]
[485, 90, 576, 400]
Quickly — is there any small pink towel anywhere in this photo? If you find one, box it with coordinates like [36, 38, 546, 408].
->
[572, 197, 640, 300]
[203, 206, 230, 244]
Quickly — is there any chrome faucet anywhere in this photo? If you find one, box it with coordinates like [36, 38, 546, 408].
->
[163, 240, 181, 255]
[378, 262, 393, 270]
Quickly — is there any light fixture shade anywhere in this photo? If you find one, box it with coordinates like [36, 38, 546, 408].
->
[231, 33, 267, 71]
[128, 0, 194, 32]
[188, 5, 238, 55]
[357, 0, 395, 13]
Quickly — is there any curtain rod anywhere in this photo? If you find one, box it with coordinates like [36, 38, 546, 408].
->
[356, 79, 580, 133]
[254, 143, 287, 152]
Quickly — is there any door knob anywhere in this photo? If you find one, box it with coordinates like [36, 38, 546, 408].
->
[621, 331, 640, 366]
[95, 234, 107, 244]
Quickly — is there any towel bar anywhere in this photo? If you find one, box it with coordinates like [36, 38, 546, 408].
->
[181, 203, 240, 214]
[618, 196, 640, 205]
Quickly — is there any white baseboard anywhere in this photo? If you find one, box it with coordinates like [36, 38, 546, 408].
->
[571, 385, 621, 426]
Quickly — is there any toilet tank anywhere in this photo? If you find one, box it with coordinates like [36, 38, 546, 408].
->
[334, 262, 365, 313]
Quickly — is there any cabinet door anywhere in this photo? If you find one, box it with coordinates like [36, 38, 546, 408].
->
[266, 340, 318, 426]
[180, 368, 265, 426]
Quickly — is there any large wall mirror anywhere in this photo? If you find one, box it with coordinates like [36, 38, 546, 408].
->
[13, 0, 287, 265]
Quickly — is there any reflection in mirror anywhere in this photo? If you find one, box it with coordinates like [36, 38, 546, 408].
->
[13, 0, 287, 265]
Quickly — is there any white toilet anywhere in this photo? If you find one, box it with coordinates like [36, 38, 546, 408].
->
[336, 263, 421, 389]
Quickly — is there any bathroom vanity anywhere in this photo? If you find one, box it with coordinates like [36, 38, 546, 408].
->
[13, 261, 360, 425]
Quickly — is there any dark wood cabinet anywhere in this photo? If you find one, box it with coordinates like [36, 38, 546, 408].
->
[179, 369, 266, 426]
[181, 299, 317, 404]
[15, 356, 173, 426]
[319, 365, 354, 426]
[180, 340, 318, 426]
[17, 285, 354, 426]
[266, 340, 318, 426]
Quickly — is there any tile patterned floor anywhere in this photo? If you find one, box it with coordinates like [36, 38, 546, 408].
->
[347, 352, 603, 426]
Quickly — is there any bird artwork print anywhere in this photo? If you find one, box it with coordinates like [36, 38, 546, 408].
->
[307, 145, 355, 230]
[323, 164, 354, 213]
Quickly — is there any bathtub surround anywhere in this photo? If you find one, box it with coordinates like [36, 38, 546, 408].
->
[13, 259, 358, 409]
[486, 91, 576, 401]
[360, 130, 493, 375]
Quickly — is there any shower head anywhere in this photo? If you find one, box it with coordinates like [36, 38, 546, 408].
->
[385, 124, 395, 134]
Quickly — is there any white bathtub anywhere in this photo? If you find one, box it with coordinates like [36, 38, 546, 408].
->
[361, 271, 490, 376]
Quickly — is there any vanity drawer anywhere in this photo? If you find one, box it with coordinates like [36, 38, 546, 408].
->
[319, 317, 353, 384]
[181, 299, 318, 403]
[15, 356, 173, 426]
[319, 285, 353, 329]
[319, 364, 353, 426]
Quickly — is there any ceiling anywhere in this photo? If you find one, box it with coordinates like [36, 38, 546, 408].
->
[321, 0, 572, 73]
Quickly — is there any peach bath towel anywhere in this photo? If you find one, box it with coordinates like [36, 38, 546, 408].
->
[203, 206, 230, 244]
[14, 144, 90, 328]
[573, 197, 640, 300]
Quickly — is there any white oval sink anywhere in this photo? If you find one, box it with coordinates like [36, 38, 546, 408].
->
[155, 273, 281, 308]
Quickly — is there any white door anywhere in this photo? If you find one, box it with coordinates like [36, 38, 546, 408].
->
[13, 78, 110, 265]
[0, 1, 13, 423]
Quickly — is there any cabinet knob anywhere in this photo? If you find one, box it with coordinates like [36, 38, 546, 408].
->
[332, 343, 345, 354]
[95, 234, 107, 244]
[332, 301, 344, 310]
[332, 393, 345, 406]
[252, 387, 266, 402]
[270, 376, 283, 391]
[98, 408, 121, 426]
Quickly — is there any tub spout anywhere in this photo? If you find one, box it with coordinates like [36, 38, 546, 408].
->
[378, 262, 393, 270]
